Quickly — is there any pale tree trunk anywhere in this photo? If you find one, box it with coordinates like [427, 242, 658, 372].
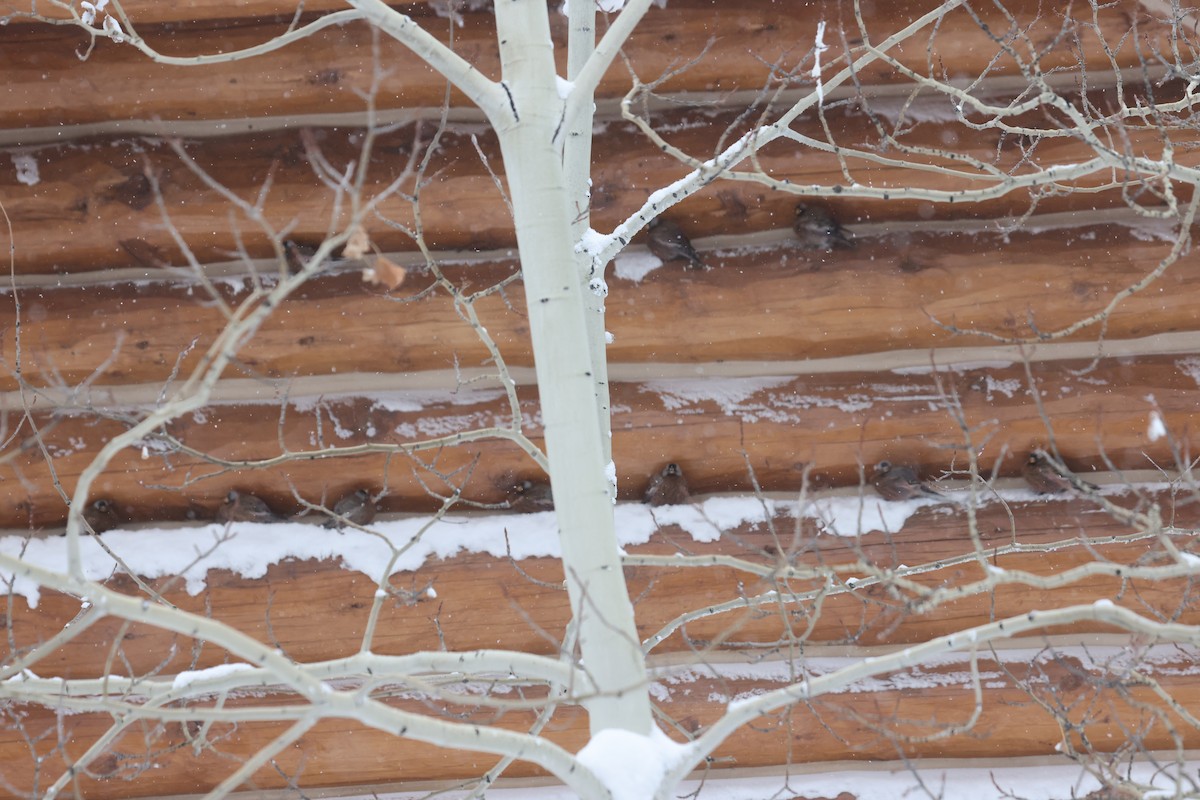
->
[565, 0, 615, 470]
[492, 0, 652, 736]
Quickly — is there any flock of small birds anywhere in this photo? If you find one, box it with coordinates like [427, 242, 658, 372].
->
[646, 200, 853, 269]
[870, 448, 1096, 503]
[77, 488, 380, 534]
[74, 450, 1092, 533]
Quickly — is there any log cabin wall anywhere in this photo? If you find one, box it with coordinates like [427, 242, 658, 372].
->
[0, 1, 1198, 798]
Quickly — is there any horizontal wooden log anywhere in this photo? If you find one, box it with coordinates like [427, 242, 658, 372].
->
[2, 489, 1196, 678]
[1, 223, 1196, 391]
[1, 355, 1196, 528]
[0, 635, 1193, 798]
[0, 1, 1161, 133]
[0, 80, 1191, 275]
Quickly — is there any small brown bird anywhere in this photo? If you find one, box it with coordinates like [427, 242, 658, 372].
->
[871, 461, 943, 501]
[507, 480, 554, 513]
[794, 203, 853, 251]
[644, 463, 691, 507]
[82, 499, 120, 534]
[323, 489, 377, 529]
[647, 217, 706, 269]
[283, 240, 317, 274]
[1022, 450, 1096, 495]
[216, 490, 283, 524]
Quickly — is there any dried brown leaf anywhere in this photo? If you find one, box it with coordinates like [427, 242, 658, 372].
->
[362, 255, 407, 290]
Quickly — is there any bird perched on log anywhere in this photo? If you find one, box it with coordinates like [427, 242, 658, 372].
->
[323, 489, 377, 529]
[647, 217, 706, 269]
[216, 490, 283, 524]
[871, 461, 943, 501]
[1022, 450, 1097, 495]
[82, 499, 120, 534]
[644, 463, 691, 506]
[794, 203, 853, 251]
[283, 240, 317, 274]
[507, 480, 554, 513]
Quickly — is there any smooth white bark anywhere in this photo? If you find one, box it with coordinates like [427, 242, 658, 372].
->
[491, 0, 652, 737]
[565, 0, 615, 471]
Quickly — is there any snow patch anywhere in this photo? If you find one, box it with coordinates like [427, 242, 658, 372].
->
[0, 484, 1171, 607]
[642, 377, 797, 422]
[803, 494, 941, 537]
[0, 496, 777, 607]
[172, 662, 256, 691]
[1148, 410, 1166, 442]
[1177, 356, 1200, 387]
[11, 153, 38, 186]
[613, 251, 662, 282]
[336, 758, 1199, 799]
[985, 375, 1022, 398]
[576, 727, 688, 800]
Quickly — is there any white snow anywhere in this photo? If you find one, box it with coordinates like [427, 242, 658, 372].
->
[12, 153, 38, 186]
[648, 643, 1200, 706]
[575, 227, 608, 258]
[0, 484, 1171, 607]
[613, 250, 662, 282]
[554, 75, 574, 99]
[102, 12, 124, 42]
[333, 757, 1197, 799]
[985, 375, 1022, 398]
[172, 662, 256, 691]
[1178, 356, 1200, 387]
[802, 493, 943, 537]
[810, 21, 828, 103]
[0, 496, 778, 607]
[576, 727, 687, 800]
[595, 0, 625, 10]
[1147, 410, 1166, 442]
[642, 376, 797, 422]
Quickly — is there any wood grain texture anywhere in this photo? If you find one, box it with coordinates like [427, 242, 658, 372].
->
[8, 665, 1191, 798]
[2, 355, 1196, 528]
[6, 497, 1196, 677]
[0, 115, 1174, 275]
[1, 224, 1196, 390]
[0, 1, 1192, 794]
[0, 1, 1159, 131]
[0, 511, 1194, 799]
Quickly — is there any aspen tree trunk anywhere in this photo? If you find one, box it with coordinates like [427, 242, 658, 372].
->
[492, 0, 652, 737]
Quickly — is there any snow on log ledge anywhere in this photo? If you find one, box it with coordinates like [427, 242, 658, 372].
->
[0, 486, 1144, 607]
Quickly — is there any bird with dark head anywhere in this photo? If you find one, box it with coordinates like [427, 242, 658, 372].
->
[82, 498, 119, 534]
[507, 479, 554, 513]
[647, 217, 706, 270]
[794, 203, 853, 251]
[871, 460, 943, 502]
[323, 489, 377, 529]
[644, 463, 691, 507]
[283, 240, 318, 275]
[216, 490, 283, 524]
[1022, 450, 1096, 495]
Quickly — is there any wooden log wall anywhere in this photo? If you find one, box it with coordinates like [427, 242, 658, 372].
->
[0, 1, 1198, 798]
